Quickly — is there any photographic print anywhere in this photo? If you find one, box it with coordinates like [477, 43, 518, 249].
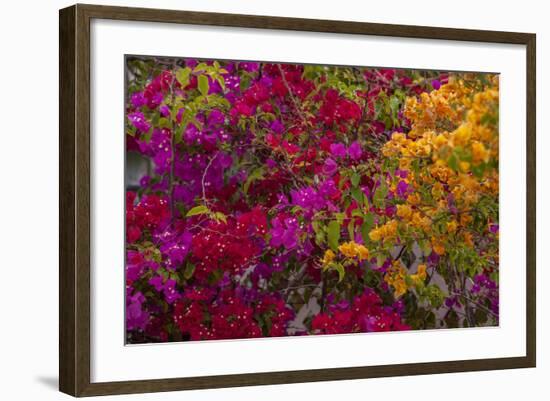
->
[125, 56, 499, 344]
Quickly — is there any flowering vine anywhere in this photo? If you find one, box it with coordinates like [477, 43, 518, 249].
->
[125, 57, 499, 343]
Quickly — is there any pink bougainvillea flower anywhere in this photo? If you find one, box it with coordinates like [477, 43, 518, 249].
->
[128, 111, 150, 133]
[330, 143, 347, 158]
[348, 141, 363, 160]
[323, 158, 338, 176]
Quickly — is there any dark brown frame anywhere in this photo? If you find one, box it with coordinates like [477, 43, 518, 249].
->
[59, 3, 536, 397]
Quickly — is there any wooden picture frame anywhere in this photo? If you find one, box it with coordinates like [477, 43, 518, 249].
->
[59, 3, 536, 396]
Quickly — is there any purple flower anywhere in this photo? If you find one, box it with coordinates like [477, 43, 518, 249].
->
[131, 92, 146, 108]
[291, 186, 325, 212]
[239, 62, 260, 72]
[445, 296, 458, 308]
[332, 300, 350, 311]
[128, 111, 151, 133]
[385, 205, 396, 216]
[362, 185, 371, 199]
[216, 152, 233, 169]
[474, 274, 497, 290]
[266, 158, 277, 169]
[431, 79, 441, 90]
[176, 108, 185, 123]
[447, 193, 458, 214]
[139, 175, 151, 187]
[208, 78, 222, 94]
[271, 253, 289, 272]
[323, 158, 338, 176]
[348, 141, 362, 160]
[208, 108, 225, 126]
[148, 275, 164, 292]
[163, 279, 181, 304]
[489, 224, 499, 234]
[147, 92, 164, 109]
[185, 59, 198, 69]
[126, 291, 149, 331]
[395, 169, 408, 179]
[428, 251, 440, 265]
[319, 179, 337, 198]
[396, 180, 409, 198]
[330, 143, 347, 158]
[138, 128, 172, 175]
[253, 263, 273, 280]
[184, 123, 201, 145]
[126, 251, 145, 282]
[159, 231, 193, 269]
[270, 216, 299, 249]
[126, 250, 158, 281]
[159, 104, 170, 117]
[298, 239, 314, 257]
[270, 119, 285, 134]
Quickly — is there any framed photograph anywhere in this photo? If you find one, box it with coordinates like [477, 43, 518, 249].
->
[59, 4, 536, 397]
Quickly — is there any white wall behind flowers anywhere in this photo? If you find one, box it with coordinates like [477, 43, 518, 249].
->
[0, 1, 545, 400]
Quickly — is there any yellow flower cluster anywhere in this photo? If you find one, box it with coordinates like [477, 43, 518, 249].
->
[381, 131, 432, 162]
[322, 249, 336, 265]
[384, 261, 428, 298]
[378, 75, 499, 258]
[383, 76, 498, 176]
[395, 204, 432, 233]
[338, 241, 370, 260]
[403, 76, 474, 138]
[368, 220, 398, 243]
[321, 241, 369, 267]
[431, 236, 446, 255]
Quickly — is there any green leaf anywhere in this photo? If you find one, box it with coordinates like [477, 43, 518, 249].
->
[158, 117, 171, 129]
[198, 75, 209, 96]
[351, 172, 360, 187]
[213, 212, 227, 224]
[327, 220, 341, 251]
[186, 205, 209, 217]
[193, 62, 208, 72]
[175, 67, 191, 88]
[126, 125, 136, 137]
[243, 167, 265, 194]
[447, 153, 459, 172]
[312, 220, 325, 246]
[471, 163, 486, 179]
[240, 74, 251, 91]
[334, 263, 345, 282]
[216, 75, 226, 91]
[351, 187, 363, 206]
[373, 181, 388, 207]
[334, 212, 346, 225]
[361, 212, 375, 243]
[389, 95, 400, 118]
[174, 123, 185, 144]
[315, 229, 326, 246]
[347, 220, 355, 241]
[184, 263, 196, 280]
[142, 128, 153, 143]
[151, 112, 160, 127]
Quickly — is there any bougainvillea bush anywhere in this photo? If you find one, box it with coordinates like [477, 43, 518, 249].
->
[125, 56, 499, 343]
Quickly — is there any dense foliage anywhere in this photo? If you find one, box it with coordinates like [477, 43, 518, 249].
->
[125, 57, 499, 343]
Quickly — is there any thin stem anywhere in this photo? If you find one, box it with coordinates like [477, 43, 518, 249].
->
[168, 60, 178, 220]
[201, 153, 218, 206]
[451, 291, 498, 319]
